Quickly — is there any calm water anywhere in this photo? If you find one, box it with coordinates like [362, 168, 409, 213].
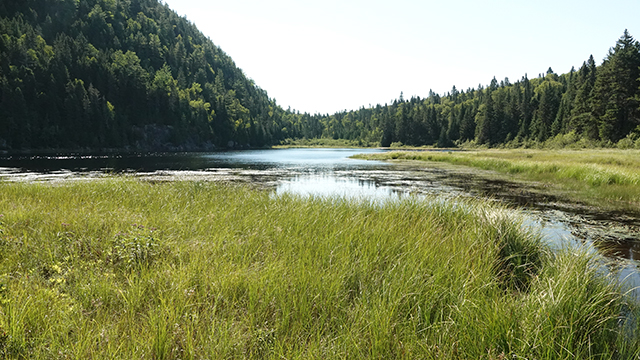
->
[0, 148, 386, 172]
[1, 148, 639, 293]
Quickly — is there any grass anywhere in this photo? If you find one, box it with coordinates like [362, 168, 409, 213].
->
[353, 149, 640, 210]
[0, 179, 638, 359]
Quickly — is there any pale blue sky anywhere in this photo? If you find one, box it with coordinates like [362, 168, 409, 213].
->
[163, 0, 640, 114]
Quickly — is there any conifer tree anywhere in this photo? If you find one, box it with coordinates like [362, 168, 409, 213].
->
[591, 30, 640, 142]
[553, 67, 576, 135]
[530, 74, 563, 142]
[517, 75, 533, 140]
[568, 55, 598, 137]
[458, 102, 475, 142]
[475, 88, 495, 145]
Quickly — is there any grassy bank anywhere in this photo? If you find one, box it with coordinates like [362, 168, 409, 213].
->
[353, 149, 640, 210]
[0, 179, 638, 359]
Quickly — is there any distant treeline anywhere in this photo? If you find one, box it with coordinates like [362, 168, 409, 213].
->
[296, 31, 640, 149]
[1, 0, 639, 151]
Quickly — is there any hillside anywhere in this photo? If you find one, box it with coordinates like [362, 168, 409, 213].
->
[0, 0, 295, 151]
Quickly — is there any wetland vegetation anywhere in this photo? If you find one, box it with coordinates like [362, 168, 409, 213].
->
[0, 179, 639, 358]
[353, 149, 640, 211]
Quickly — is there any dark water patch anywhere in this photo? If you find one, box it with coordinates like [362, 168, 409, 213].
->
[0, 148, 388, 173]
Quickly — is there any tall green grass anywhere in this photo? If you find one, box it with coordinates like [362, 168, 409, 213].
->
[354, 149, 640, 208]
[0, 179, 637, 358]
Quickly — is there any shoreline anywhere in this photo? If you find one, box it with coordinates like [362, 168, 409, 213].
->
[352, 148, 640, 213]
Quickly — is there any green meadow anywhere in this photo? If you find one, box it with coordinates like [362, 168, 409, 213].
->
[354, 149, 640, 211]
[0, 179, 638, 359]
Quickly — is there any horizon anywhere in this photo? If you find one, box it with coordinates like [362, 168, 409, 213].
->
[162, 0, 640, 115]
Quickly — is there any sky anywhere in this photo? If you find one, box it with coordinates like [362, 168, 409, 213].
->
[162, 0, 640, 115]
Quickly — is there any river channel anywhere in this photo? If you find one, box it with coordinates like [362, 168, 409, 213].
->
[1, 148, 639, 294]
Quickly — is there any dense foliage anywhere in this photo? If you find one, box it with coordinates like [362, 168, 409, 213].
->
[299, 31, 640, 148]
[0, 0, 297, 150]
[1, 0, 639, 150]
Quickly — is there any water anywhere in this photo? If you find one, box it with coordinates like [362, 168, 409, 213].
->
[1, 148, 639, 293]
[0, 148, 385, 172]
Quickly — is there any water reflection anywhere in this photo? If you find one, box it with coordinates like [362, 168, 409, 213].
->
[0, 148, 387, 173]
[276, 174, 400, 201]
[595, 240, 640, 261]
[202, 148, 385, 169]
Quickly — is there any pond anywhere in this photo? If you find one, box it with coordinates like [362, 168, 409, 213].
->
[1, 148, 639, 293]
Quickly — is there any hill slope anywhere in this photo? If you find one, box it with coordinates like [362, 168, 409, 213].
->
[0, 0, 294, 151]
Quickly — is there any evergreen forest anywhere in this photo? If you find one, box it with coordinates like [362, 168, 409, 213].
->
[1, 0, 640, 151]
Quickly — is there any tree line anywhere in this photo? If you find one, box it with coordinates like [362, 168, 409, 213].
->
[293, 30, 640, 149]
[1, 0, 639, 151]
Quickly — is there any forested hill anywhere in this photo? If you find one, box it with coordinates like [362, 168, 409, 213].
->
[0, 0, 296, 151]
[1, 1, 639, 151]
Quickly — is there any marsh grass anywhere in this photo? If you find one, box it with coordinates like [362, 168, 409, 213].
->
[354, 149, 640, 209]
[0, 179, 637, 359]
